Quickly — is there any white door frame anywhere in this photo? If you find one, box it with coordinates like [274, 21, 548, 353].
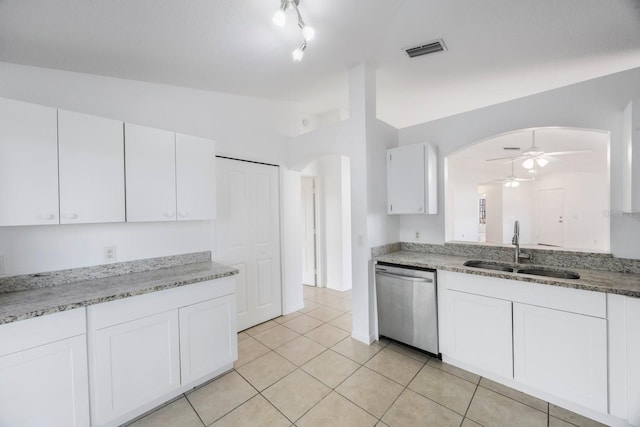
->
[301, 176, 317, 286]
[312, 176, 324, 287]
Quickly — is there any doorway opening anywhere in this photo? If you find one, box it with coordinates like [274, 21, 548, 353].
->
[300, 155, 353, 292]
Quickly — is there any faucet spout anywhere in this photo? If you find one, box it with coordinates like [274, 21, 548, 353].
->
[512, 220, 531, 263]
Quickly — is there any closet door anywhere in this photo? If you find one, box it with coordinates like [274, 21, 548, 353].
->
[125, 124, 176, 222]
[216, 158, 281, 330]
[0, 98, 59, 226]
[58, 110, 125, 224]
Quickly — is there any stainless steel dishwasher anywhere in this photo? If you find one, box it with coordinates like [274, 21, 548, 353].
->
[375, 262, 439, 357]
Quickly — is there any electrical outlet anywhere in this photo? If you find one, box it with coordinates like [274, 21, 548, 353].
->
[103, 246, 117, 262]
[0, 255, 5, 276]
[415, 231, 420, 240]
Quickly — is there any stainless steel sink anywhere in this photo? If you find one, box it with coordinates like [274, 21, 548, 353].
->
[463, 260, 514, 272]
[516, 268, 580, 280]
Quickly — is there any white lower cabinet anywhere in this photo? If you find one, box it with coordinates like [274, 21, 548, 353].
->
[92, 310, 181, 425]
[446, 290, 513, 378]
[179, 295, 237, 384]
[88, 277, 237, 426]
[0, 309, 89, 427]
[0, 335, 90, 427]
[513, 302, 608, 412]
[627, 297, 640, 426]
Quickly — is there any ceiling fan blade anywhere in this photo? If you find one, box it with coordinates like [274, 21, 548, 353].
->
[543, 150, 592, 156]
[486, 155, 525, 162]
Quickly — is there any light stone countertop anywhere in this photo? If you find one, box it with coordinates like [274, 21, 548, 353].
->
[0, 261, 238, 325]
[375, 250, 640, 298]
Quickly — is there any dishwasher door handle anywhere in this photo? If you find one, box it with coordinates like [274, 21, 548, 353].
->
[376, 271, 433, 283]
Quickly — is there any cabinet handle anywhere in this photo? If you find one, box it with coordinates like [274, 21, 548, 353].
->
[63, 213, 78, 220]
[163, 211, 175, 218]
[178, 212, 189, 218]
[418, 206, 423, 212]
[39, 213, 56, 220]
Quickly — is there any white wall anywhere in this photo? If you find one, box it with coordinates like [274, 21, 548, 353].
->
[0, 221, 214, 276]
[398, 66, 640, 259]
[0, 62, 299, 277]
[281, 168, 304, 314]
[288, 64, 398, 344]
[502, 182, 533, 245]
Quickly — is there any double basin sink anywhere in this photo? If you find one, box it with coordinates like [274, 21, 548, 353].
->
[463, 260, 580, 280]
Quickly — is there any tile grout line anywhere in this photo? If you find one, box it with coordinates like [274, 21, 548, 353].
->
[183, 392, 208, 427]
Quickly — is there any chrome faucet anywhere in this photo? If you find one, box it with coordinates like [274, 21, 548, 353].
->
[512, 220, 531, 263]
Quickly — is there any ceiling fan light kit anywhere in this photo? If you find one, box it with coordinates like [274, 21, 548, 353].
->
[272, 0, 315, 62]
[486, 129, 592, 171]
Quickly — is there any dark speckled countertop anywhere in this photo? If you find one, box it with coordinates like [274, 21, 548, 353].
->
[376, 250, 640, 298]
[0, 260, 238, 325]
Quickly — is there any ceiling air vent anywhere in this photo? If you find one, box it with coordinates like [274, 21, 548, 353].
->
[405, 39, 447, 58]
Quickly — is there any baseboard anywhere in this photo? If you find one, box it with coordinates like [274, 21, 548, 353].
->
[351, 330, 375, 345]
[283, 302, 305, 315]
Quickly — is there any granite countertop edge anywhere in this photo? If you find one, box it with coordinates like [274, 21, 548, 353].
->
[375, 251, 640, 298]
[0, 262, 239, 325]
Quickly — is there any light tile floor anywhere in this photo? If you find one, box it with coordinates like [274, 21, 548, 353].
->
[127, 285, 607, 427]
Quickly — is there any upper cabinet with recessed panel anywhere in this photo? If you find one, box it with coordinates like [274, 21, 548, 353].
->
[124, 124, 215, 222]
[0, 98, 59, 226]
[58, 110, 125, 224]
[175, 133, 216, 221]
[387, 142, 438, 215]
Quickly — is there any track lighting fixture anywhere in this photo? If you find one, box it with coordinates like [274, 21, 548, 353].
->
[272, 0, 315, 61]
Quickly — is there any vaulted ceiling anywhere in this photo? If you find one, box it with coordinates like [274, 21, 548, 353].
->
[1, 0, 639, 128]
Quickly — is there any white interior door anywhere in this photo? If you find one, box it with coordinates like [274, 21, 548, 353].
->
[216, 158, 282, 331]
[538, 188, 564, 246]
[301, 177, 316, 286]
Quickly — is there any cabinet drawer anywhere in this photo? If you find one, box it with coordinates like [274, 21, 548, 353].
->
[0, 308, 86, 356]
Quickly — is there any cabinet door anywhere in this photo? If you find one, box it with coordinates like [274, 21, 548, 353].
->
[0, 98, 59, 226]
[92, 310, 180, 425]
[446, 290, 513, 378]
[58, 110, 125, 224]
[0, 335, 90, 427]
[625, 297, 640, 425]
[125, 124, 177, 222]
[175, 133, 216, 220]
[179, 294, 237, 384]
[513, 303, 607, 412]
[387, 144, 425, 214]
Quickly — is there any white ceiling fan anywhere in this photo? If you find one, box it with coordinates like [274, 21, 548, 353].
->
[486, 130, 592, 170]
[486, 160, 535, 188]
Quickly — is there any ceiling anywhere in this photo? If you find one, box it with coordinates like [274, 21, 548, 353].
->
[0, 0, 639, 128]
[448, 127, 610, 181]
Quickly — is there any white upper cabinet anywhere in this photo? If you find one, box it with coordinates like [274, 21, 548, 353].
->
[58, 110, 125, 224]
[0, 98, 59, 226]
[124, 128, 215, 222]
[176, 133, 216, 221]
[387, 142, 438, 215]
[125, 124, 177, 222]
